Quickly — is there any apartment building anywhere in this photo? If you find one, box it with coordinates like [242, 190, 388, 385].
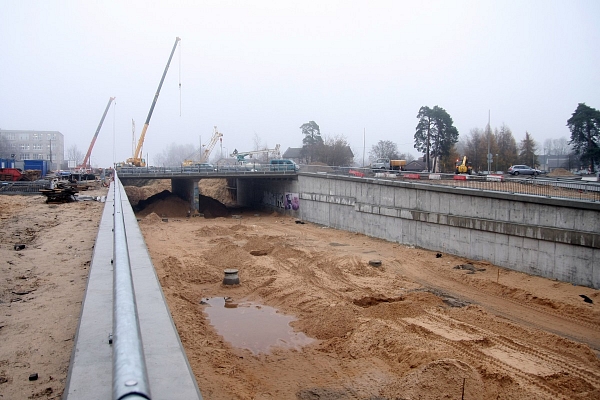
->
[0, 129, 64, 171]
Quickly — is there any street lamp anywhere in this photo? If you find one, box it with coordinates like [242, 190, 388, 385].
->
[495, 154, 498, 173]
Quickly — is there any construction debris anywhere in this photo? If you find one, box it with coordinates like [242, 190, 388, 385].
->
[39, 183, 79, 203]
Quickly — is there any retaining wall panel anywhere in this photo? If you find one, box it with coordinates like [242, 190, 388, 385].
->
[536, 240, 557, 280]
[492, 234, 510, 267]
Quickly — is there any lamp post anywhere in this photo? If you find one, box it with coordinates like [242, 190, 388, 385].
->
[495, 154, 498, 173]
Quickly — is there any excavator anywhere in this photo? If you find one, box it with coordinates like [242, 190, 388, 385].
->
[455, 156, 473, 175]
[77, 97, 115, 170]
[230, 144, 281, 162]
[126, 37, 180, 167]
[182, 126, 223, 166]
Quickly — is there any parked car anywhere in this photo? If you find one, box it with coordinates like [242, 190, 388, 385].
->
[507, 165, 540, 176]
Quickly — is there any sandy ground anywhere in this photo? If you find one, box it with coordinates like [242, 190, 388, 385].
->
[2, 178, 599, 399]
[0, 186, 107, 400]
[133, 181, 600, 400]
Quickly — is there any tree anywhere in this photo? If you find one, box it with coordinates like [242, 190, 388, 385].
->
[315, 135, 354, 166]
[567, 103, 600, 172]
[495, 124, 518, 171]
[300, 121, 324, 163]
[518, 131, 538, 167]
[154, 142, 195, 166]
[66, 145, 84, 165]
[414, 106, 459, 172]
[369, 140, 399, 160]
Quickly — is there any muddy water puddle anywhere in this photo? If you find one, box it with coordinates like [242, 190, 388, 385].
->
[203, 297, 314, 354]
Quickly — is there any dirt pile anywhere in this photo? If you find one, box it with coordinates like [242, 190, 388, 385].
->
[198, 194, 229, 218]
[136, 190, 191, 218]
[124, 179, 171, 205]
[199, 179, 235, 206]
[547, 168, 577, 177]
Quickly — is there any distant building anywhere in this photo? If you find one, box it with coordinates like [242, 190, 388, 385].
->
[282, 147, 303, 164]
[0, 129, 64, 171]
[404, 159, 427, 172]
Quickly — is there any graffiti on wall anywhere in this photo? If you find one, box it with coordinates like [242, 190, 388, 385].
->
[263, 191, 300, 210]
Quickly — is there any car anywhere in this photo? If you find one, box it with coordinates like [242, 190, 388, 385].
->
[269, 159, 299, 171]
[507, 165, 540, 176]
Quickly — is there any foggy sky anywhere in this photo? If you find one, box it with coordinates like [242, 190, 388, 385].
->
[1, 1, 599, 167]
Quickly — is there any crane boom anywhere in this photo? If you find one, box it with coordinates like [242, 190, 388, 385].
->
[199, 126, 223, 163]
[128, 36, 180, 166]
[231, 144, 281, 162]
[79, 96, 115, 169]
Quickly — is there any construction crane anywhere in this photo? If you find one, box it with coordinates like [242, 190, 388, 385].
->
[230, 144, 281, 162]
[199, 126, 223, 163]
[126, 37, 180, 167]
[78, 96, 115, 170]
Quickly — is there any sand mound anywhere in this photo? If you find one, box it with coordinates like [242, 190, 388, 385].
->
[199, 179, 235, 206]
[199, 194, 228, 218]
[136, 190, 191, 218]
[139, 212, 163, 224]
[547, 168, 576, 177]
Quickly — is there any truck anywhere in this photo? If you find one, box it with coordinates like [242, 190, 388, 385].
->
[371, 158, 406, 171]
[455, 156, 473, 175]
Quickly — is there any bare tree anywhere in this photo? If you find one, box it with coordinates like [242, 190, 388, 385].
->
[154, 142, 195, 166]
[66, 145, 84, 165]
[369, 140, 399, 161]
[316, 135, 354, 166]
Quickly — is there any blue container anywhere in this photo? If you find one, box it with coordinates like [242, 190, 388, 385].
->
[23, 160, 48, 177]
[0, 158, 15, 168]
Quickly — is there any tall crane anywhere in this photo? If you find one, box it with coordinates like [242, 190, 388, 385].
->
[78, 96, 115, 169]
[126, 37, 180, 167]
[231, 144, 281, 162]
[199, 126, 223, 163]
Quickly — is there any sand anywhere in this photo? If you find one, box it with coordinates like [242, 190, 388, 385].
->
[0, 186, 107, 400]
[2, 179, 599, 399]
[134, 182, 600, 400]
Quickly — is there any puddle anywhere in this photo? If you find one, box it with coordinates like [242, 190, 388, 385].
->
[203, 297, 315, 354]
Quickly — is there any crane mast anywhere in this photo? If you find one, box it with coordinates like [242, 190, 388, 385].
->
[199, 126, 223, 163]
[79, 96, 115, 169]
[127, 36, 180, 167]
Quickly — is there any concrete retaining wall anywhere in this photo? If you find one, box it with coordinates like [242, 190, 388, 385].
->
[248, 173, 600, 288]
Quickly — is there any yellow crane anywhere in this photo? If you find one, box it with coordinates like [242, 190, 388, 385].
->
[182, 126, 223, 166]
[126, 37, 180, 167]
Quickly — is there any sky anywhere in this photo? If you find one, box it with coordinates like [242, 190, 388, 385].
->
[1, 0, 599, 167]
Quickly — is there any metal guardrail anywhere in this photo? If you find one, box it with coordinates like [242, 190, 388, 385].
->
[112, 175, 151, 400]
[298, 166, 600, 203]
[116, 165, 298, 178]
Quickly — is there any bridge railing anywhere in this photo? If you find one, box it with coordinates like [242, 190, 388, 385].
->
[298, 165, 600, 203]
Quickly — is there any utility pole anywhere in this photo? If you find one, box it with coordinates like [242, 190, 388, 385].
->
[362, 128, 365, 167]
[487, 110, 491, 173]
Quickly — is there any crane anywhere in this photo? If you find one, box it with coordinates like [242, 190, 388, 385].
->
[199, 126, 223, 163]
[126, 37, 180, 167]
[230, 144, 281, 162]
[78, 97, 115, 170]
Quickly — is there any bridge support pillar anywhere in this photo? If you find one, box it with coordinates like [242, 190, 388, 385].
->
[171, 178, 199, 212]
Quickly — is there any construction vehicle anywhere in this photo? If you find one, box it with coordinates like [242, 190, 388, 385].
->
[78, 97, 115, 170]
[371, 158, 406, 171]
[455, 156, 473, 174]
[182, 126, 223, 166]
[126, 37, 181, 167]
[230, 144, 281, 162]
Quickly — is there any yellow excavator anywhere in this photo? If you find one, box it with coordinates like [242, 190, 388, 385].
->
[455, 156, 473, 175]
[126, 37, 180, 167]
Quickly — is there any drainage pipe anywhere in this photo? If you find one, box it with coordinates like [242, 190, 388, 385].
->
[112, 175, 151, 400]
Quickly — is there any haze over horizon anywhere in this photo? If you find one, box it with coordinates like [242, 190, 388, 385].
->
[1, 1, 599, 167]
